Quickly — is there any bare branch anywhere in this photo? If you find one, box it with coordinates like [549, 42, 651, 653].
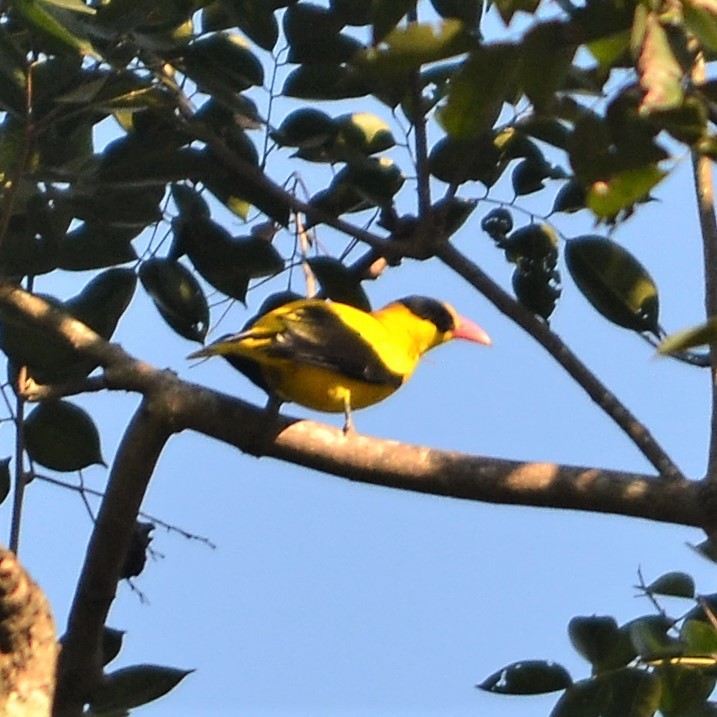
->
[171, 381, 703, 527]
[437, 243, 686, 482]
[691, 52, 717, 481]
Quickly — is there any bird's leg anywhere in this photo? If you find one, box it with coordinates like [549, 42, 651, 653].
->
[342, 395, 354, 434]
[264, 393, 283, 418]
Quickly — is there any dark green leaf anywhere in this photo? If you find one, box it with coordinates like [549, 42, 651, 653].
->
[202, 0, 279, 50]
[287, 30, 362, 65]
[283, 2, 343, 45]
[171, 184, 210, 221]
[101, 627, 125, 667]
[333, 112, 395, 155]
[604, 668, 661, 717]
[657, 662, 717, 716]
[199, 150, 290, 227]
[273, 108, 338, 149]
[520, 22, 576, 111]
[628, 615, 681, 660]
[512, 266, 561, 321]
[14, 0, 97, 56]
[89, 664, 193, 712]
[283, 64, 370, 100]
[552, 180, 586, 213]
[493, 0, 539, 25]
[1, 270, 134, 385]
[565, 236, 661, 336]
[479, 660, 572, 695]
[25, 400, 104, 472]
[330, 0, 373, 26]
[370, 0, 414, 42]
[646, 572, 696, 599]
[550, 677, 604, 717]
[58, 224, 139, 271]
[181, 33, 264, 97]
[307, 257, 371, 311]
[96, 141, 206, 186]
[0, 458, 10, 506]
[52, 185, 164, 226]
[140, 258, 209, 343]
[440, 44, 518, 138]
[680, 620, 717, 657]
[569, 616, 622, 670]
[430, 0, 482, 29]
[181, 217, 283, 301]
[502, 223, 559, 268]
[428, 133, 504, 186]
[334, 157, 405, 206]
[684, 1, 717, 52]
[65, 267, 137, 340]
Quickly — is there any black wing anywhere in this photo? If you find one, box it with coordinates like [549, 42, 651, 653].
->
[267, 304, 403, 387]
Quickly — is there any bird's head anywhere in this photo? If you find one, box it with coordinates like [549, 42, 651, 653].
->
[394, 296, 492, 348]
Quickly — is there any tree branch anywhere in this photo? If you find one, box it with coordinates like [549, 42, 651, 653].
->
[691, 52, 717, 481]
[168, 381, 703, 526]
[0, 279, 700, 525]
[437, 243, 686, 482]
[54, 398, 172, 717]
[0, 546, 57, 717]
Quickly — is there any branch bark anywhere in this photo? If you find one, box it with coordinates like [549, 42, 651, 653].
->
[53, 399, 172, 717]
[437, 243, 686, 482]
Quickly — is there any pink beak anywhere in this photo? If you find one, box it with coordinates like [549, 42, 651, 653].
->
[453, 316, 492, 346]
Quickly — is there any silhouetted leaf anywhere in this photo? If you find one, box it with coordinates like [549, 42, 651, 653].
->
[479, 660, 572, 695]
[25, 400, 104, 472]
[101, 627, 125, 667]
[0, 458, 10, 506]
[90, 664, 193, 712]
[140, 258, 209, 342]
[307, 257, 371, 311]
[646, 572, 695, 599]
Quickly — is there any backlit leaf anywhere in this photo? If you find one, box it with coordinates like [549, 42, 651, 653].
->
[565, 236, 661, 336]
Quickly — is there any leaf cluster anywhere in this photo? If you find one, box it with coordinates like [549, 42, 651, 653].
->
[481, 571, 717, 717]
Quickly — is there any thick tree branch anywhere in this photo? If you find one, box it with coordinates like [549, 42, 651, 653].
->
[54, 399, 172, 717]
[437, 243, 686, 482]
[0, 280, 700, 524]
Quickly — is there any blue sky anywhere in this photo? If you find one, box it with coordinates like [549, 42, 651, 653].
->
[3, 5, 716, 715]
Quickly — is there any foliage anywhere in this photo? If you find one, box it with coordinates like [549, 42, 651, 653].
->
[0, 0, 716, 714]
[480, 571, 717, 717]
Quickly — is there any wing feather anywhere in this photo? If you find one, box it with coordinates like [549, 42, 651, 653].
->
[264, 304, 403, 387]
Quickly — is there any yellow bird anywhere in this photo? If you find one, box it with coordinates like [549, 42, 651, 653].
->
[188, 295, 491, 431]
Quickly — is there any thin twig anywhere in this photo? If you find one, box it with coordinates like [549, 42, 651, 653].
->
[34, 472, 216, 547]
[438, 243, 686, 482]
